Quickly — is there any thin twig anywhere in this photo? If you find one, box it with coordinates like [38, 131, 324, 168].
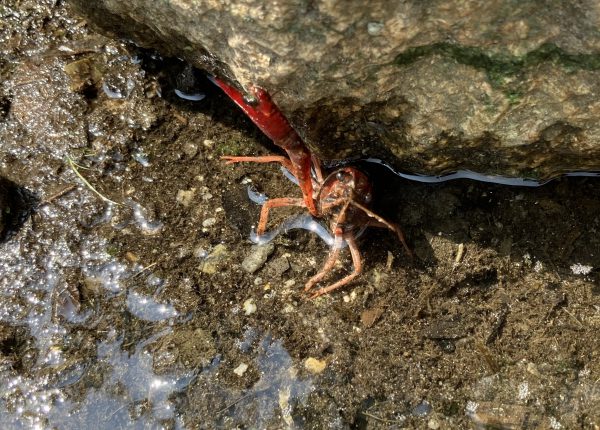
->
[40, 184, 77, 205]
[562, 309, 585, 329]
[362, 411, 405, 424]
[131, 262, 159, 279]
[216, 392, 255, 415]
[216, 387, 270, 416]
[66, 156, 120, 205]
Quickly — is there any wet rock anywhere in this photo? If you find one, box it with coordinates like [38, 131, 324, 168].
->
[198, 244, 229, 275]
[153, 327, 216, 372]
[69, 0, 600, 177]
[63, 56, 105, 93]
[269, 256, 291, 278]
[182, 141, 198, 159]
[241, 243, 275, 274]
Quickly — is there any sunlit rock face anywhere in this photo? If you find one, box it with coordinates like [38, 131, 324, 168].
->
[70, 0, 600, 178]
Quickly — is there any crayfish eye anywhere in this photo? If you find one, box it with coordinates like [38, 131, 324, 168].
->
[336, 171, 352, 183]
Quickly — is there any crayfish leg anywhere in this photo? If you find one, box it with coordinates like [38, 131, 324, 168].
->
[221, 155, 295, 174]
[256, 197, 305, 235]
[306, 234, 363, 299]
[349, 200, 413, 259]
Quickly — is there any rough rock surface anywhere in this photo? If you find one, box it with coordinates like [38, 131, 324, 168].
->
[69, 0, 600, 177]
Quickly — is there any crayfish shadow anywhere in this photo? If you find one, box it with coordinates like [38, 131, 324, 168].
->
[131, 50, 282, 155]
[360, 162, 600, 285]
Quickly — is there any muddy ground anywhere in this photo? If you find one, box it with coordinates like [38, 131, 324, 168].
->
[0, 2, 599, 429]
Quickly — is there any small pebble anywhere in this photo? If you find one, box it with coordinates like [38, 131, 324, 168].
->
[304, 357, 327, 374]
[367, 21, 384, 36]
[182, 141, 198, 158]
[243, 298, 257, 315]
[176, 188, 196, 207]
[202, 217, 217, 228]
[343, 291, 357, 303]
[124, 251, 139, 262]
[570, 263, 593, 275]
[199, 244, 228, 274]
[241, 243, 275, 273]
[233, 363, 248, 376]
[193, 246, 208, 259]
[271, 256, 291, 277]
[199, 186, 213, 200]
[428, 418, 440, 429]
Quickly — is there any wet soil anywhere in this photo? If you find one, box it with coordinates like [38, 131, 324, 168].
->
[0, 2, 599, 429]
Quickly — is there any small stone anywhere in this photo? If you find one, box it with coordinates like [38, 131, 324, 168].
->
[270, 256, 290, 277]
[182, 141, 198, 158]
[428, 418, 440, 429]
[241, 243, 275, 273]
[176, 188, 196, 207]
[526, 362, 541, 377]
[193, 246, 208, 259]
[367, 22, 384, 36]
[278, 387, 293, 427]
[199, 244, 228, 274]
[304, 357, 327, 374]
[199, 186, 213, 200]
[570, 263, 593, 275]
[233, 362, 248, 376]
[202, 217, 217, 227]
[124, 251, 139, 262]
[243, 298, 257, 315]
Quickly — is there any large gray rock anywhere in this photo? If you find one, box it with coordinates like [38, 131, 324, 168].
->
[69, 0, 600, 178]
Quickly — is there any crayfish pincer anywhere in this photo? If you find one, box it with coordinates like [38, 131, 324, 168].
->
[211, 76, 412, 298]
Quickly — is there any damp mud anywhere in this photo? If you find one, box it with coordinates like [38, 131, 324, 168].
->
[0, 2, 599, 429]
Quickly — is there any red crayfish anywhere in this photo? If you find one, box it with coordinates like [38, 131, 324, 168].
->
[211, 77, 412, 298]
